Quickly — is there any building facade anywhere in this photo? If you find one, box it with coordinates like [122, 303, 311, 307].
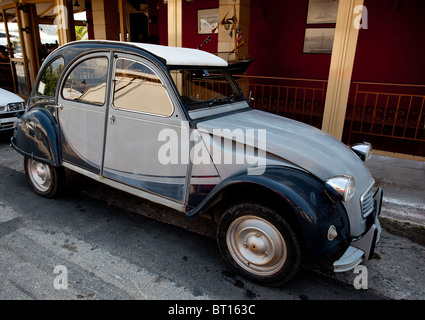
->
[0, 0, 424, 159]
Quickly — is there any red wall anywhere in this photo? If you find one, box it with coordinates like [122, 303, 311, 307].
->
[158, 0, 219, 52]
[182, 0, 219, 52]
[352, 0, 425, 85]
[247, 0, 333, 79]
[247, 0, 425, 86]
[159, 0, 425, 86]
[158, 1, 168, 46]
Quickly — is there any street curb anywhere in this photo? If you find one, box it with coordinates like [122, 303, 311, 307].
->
[379, 198, 425, 247]
[381, 197, 425, 227]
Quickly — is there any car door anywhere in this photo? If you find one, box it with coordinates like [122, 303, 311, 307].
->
[58, 53, 110, 173]
[102, 54, 190, 203]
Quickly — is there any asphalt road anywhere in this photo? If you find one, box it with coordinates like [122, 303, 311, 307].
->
[0, 132, 388, 302]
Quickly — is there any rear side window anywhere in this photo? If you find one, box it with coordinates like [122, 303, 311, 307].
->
[37, 57, 64, 96]
[113, 58, 173, 117]
[62, 57, 108, 106]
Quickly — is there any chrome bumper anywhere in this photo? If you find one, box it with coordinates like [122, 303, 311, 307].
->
[333, 188, 383, 272]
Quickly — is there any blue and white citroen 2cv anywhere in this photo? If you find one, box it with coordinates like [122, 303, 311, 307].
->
[11, 40, 382, 286]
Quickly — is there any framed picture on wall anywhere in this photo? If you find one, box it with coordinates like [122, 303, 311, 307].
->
[303, 28, 335, 54]
[198, 8, 219, 34]
[306, 0, 339, 24]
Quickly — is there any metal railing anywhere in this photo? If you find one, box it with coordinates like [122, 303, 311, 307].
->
[344, 81, 425, 157]
[232, 75, 424, 158]
[234, 74, 328, 129]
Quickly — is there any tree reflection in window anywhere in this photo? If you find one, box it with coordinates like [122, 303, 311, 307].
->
[37, 57, 64, 97]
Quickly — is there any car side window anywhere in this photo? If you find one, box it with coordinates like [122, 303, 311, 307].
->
[62, 57, 108, 106]
[113, 58, 173, 117]
[37, 57, 64, 96]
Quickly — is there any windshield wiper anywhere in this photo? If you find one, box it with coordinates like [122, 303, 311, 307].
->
[207, 98, 225, 107]
[207, 94, 239, 107]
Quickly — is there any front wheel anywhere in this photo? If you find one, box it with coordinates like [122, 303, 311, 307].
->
[24, 157, 65, 198]
[217, 203, 301, 286]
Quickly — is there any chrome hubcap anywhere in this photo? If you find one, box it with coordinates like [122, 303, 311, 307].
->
[226, 215, 287, 276]
[28, 159, 51, 192]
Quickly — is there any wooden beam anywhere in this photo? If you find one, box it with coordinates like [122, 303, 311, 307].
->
[118, 0, 126, 41]
[39, 3, 55, 19]
[167, 0, 182, 47]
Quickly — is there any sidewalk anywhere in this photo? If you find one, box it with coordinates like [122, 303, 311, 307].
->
[367, 154, 425, 230]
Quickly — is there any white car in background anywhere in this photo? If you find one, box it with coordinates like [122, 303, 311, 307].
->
[0, 88, 25, 131]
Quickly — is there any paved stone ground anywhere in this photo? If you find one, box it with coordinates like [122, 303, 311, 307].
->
[1, 134, 424, 299]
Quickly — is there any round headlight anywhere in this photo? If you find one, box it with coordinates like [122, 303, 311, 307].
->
[325, 175, 356, 202]
[351, 142, 372, 161]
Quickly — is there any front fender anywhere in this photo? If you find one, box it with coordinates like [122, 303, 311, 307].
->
[11, 108, 61, 166]
[187, 166, 350, 259]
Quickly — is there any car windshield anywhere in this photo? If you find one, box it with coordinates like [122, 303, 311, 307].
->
[169, 68, 245, 113]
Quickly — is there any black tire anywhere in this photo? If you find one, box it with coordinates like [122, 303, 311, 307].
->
[24, 157, 65, 198]
[217, 202, 301, 286]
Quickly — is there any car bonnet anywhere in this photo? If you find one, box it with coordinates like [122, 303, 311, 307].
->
[196, 108, 374, 193]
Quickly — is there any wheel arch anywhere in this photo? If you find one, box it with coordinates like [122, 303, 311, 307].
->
[187, 166, 351, 259]
[210, 182, 302, 237]
[11, 108, 61, 166]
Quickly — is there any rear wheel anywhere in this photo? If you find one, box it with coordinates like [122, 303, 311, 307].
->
[24, 157, 65, 198]
[217, 202, 301, 286]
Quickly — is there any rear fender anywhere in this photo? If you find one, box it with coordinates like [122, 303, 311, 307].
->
[11, 108, 61, 166]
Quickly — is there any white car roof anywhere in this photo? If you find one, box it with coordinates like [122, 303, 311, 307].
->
[134, 42, 228, 67]
[76, 40, 228, 67]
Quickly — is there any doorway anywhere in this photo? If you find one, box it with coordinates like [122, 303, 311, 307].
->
[119, 0, 160, 44]
[129, 12, 148, 43]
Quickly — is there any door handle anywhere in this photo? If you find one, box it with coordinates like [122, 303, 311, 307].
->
[55, 104, 63, 110]
[108, 114, 116, 124]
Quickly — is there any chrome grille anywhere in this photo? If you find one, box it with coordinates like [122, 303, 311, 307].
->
[361, 185, 374, 218]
